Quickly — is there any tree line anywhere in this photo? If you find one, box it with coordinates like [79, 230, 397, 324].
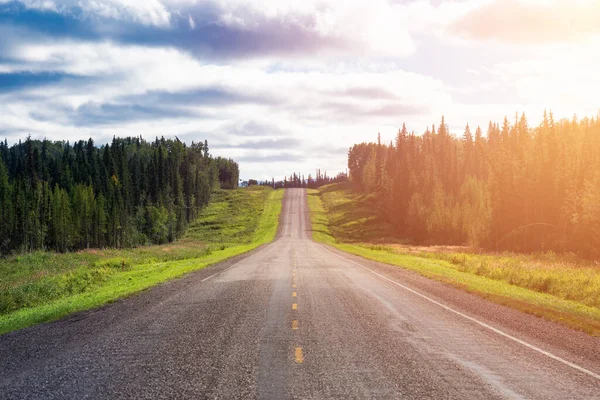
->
[348, 112, 600, 256]
[251, 170, 348, 189]
[0, 136, 239, 254]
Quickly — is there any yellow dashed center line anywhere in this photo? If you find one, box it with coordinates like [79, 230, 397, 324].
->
[292, 265, 302, 363]
[295, 347, 304, 363]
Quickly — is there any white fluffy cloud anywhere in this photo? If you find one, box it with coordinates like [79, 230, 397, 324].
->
[0, 37, 452, 178]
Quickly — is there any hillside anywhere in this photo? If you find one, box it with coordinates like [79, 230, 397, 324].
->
[310, 182, 399, 243]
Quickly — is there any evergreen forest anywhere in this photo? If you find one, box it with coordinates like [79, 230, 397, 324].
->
[255, 169, 348, 189]
[348, 112, 600, 257]
[0, 136, 239, 254]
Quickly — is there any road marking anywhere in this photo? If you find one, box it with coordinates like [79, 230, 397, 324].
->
[201, 241, 277, 282]
[292, 320, 299, 330]
[292, 292, 297, 297]
[295, 347, 304, 363]
[292, 303, 297, 310]
[293, 283, 296, 288]
[319, 244, 600, 382]
[201, 264, 237, 282]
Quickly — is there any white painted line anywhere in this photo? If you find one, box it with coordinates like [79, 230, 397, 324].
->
[201, 263, 237, 282]
[320, 244, 600, 381]
[201, 241, 277, 282]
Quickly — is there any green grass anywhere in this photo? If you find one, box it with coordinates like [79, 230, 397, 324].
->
[185, 187, 281, 245]
[0, 186, 283, 335]
[314, 182, 402, 243]
[308, 184, 600, 335]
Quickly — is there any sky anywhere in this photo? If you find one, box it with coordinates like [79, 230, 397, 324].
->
[1, 0, 599, 180]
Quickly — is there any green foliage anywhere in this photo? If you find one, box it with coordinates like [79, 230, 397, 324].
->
[458, 177, 491, 247]
[0, 136, 240, 254]
[94, 258, 133, 270]
[347, 113, 600, 256]
[145, 205, 169, 244]
[0, 187, 283, 334]
[0, 158, 12, 253]
[307, 184, 402, 244]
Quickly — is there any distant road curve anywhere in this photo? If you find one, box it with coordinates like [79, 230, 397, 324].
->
[1, 188, 599, 399]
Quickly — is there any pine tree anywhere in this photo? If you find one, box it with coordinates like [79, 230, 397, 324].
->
[0, 158, 11, 251]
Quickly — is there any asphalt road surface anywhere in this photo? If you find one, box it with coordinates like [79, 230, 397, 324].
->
[1, 188, 599, 399]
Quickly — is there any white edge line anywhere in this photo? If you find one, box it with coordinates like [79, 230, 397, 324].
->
[201, 241, 277, 282]
[319, 244, 600, 381]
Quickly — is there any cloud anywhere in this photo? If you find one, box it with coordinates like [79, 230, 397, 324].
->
[0, 0, 420, 59]
[217, 120, 292, 137]
[2, 0, 598, 181]
[321, 101, 428, 120]
[214, 137, 302, 150]
[121, 88, 276, 107]
[480, 43, 600, 117]
[236, 152, 305, 163]
[0, 0, 171, 27]
[68, 102, 200, 125]
[450, 0, 600, 44]
[0, 36, 451, 155]
[0, 71, 88, 91]
[82, 0, 171, 26]
[336, 87, 397, 99]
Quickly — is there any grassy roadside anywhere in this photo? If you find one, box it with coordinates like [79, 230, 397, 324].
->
[307, 185, 600, 336]
[0, 186, 283, 335]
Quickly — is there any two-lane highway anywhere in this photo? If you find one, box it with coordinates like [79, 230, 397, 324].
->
[1, 189, 599, 399]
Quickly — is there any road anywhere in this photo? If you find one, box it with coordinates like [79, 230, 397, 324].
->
[1, 188, 599, 399]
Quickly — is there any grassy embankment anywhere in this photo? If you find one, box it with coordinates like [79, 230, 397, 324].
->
[0, 186, 283, 335]
[308, 183, 600, 335]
